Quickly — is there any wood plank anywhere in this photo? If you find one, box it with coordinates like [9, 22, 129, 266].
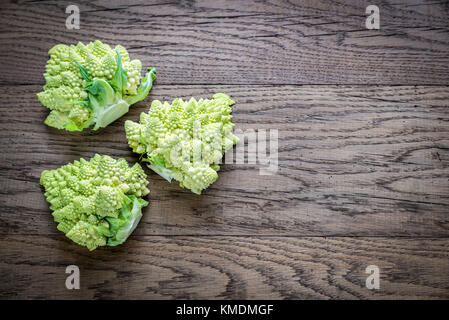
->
[1, 235, 448, 299]
[1, 85, 448, 236]
[1, 0, 449, 85]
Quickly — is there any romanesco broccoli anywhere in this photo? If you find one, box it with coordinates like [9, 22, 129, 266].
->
[125, 93, 239, 195]
[40, 154, 150, 250]
[37, 41, 156, 131]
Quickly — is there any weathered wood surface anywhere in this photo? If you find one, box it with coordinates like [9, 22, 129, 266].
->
[1, 0, 449, 85]
[1, 85, 448, 237]
[0, 0, 449, 300]
[1, 235, 448, 299]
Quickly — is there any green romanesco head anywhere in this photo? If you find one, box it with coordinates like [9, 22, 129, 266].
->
[37, 41, 156, 131]
[125, 93, 239, 195]
[40, 154, 150, 250]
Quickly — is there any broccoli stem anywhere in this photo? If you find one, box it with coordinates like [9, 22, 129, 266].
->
[147, 162, 174, 182]
[93, 99, 130, 130]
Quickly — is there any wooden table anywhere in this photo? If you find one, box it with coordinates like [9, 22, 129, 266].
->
[1, 0, 448, 299]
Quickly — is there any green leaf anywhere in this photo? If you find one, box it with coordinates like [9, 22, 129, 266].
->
[142, 153, 165, 167]
[76, 62, 92, 82]
[63, 118, 93, 131]
[63, 121, 84, 131]
[72, 99, 89, 108]
[85, 79, 116, 106]
[93, 224, 113, 238]
[124, 67, 156, 105]
[142, 153, 173, 182]
[83, 78, 130, 130]
[70, 51, 155, 131]
[152, 156, 165, 167]
[109, 49, 128, 94]
[138, 129, 148, 147]
[106, 196, 148, 246]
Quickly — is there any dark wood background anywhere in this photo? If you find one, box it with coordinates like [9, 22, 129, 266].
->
[1, 0, 448, 299]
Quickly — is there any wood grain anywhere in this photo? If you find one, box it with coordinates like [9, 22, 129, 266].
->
[1, 0, 448, 300]
[1, 85, 448, 237]
[1, 235, 448, 299]
[1, 0, 449, 85]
